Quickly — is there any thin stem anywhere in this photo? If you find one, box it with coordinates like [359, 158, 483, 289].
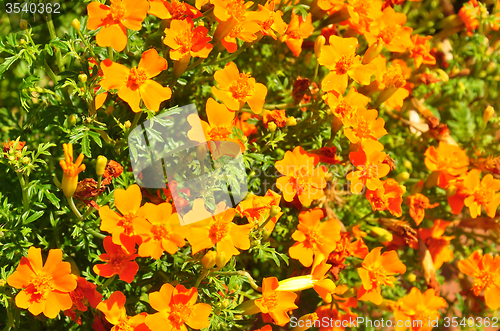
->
[16, 172, 29, 212]
[43, 60, 59, 84]
[46, 13, 65, 72]
[108, 47, 114, 61]
[212, 270, 262, 291]
[85, 227, 106, 239]
[194, 270, 209, 288]
[67, 196, 83, 219]
[76, 28, 98, 60]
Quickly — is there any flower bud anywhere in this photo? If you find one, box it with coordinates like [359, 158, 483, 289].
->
[78, 73, 87, 84]
[269, 205, 281, 218]
[201, 250, 216, 269]
[68, 115, 77, 127]
[196, 144, 208, 162]
[267, 122, 277, 132]
[221, 299, 230, 308]
[22, 156, 30, 165]
[292, 313, 319, 331]
[395, 171, 410, 183]
[124, 120, 131, 129]
[72, 18, 81, 31]
[314, 35, 326, 59]
[96, 155, 107, 177]
[403, 160, 412, 170]
[215, 251, 227, 270]
[406, 273, 417, 282]
[285, 117, 297, 126]
[483, 106, 495, 123]
[20, 39, 26, 45]
[19, 19, 28, 30]
[370, 226, 393, 243]
[362, 42, 383, 64]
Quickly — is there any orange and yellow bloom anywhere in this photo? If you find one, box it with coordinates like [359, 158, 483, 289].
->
[281, 12, 314, 57]
[254, 277, 298, 326]
[97, 291, 148, 330]
[163, 18, 213, 61]
[424, 141, 469, 188]
[59, 143, 86, 198]
[407, 193, 439, 226]
[93, 236, 139, 283]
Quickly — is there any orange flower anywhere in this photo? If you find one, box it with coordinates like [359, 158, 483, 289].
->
[289, 209, 341, 267]
[87, 0, 149, 51]
[325, 87, 371, 125]
[458, 251, 500, 310]
[317, 0, 345, 15]
[64, 276, 103, 323]
[235, 112, 258, 136]
[163, 18, 213, 61]
[145, 284, 212, 330]
[393, 288, 447, 331]
[366, 178, 405, 217]
[406, 193, 439, 226]
[99, 184, 149, 246]
[96, 291, 148, 331]
[357, 247, 406, 304]
[328, 233, 368, 272]
[275, 146, 327, 206]
[318, 35, 375, 94]
[212, 62, 268, 114]
[185, 200, 252, 263]
[463, 169, 500, 218]
[419, 220, 454, 269]
[148, 0, 201, 20]
[212, 0, 252, 22]
[409, 35, 436, 69]
[252, 1, 287, 39]
[254, 326, 273, 331]
[100, 49, 172, 112]
[344, 107, 387, 143]
[236, 189, 282, 232]
[221, 17, 262, 53]
[7, 247, 77, 318]
[263, 108, 287, 128]
[365, 7, 413, 53]
[315, 286, 359, 330]
[93, 236, 139, 283]
[134, 202, 186, 259]
[347, 140, 391, 194]
[458, 0, 480, 36]
[254, 277, 298, 326]
[424, 141, 469, 188]
[343, 0, 383, 35]
[59, 143, 86, 198]
[280, 12, 314, 57]
[372, 56, 412, 110]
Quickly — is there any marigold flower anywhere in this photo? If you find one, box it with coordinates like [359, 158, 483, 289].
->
[99, 184, 149, 246]
[409, 35, 436, 69]
[463, 169, 500, 218]
[343, 0, 383, 35]
[148, 0, 202, 20]
[64, 276, 103, 323]
[235, 112, 258, 137]
[419, 220, 454, 269]
[325, 87, 371, 125]
[347, 140, 391, 194]
[289, 209, 341, 267]
[102, 160, 124, 185]
[328, 233, 368, 277]
[97, 291, 148, 330]
[344, 107, 387, 144]
[263, 108, 287, 128]
[145, 284, 212, 330]
[212, 0, 252, 22]
[308, 146, 340, 165]
[281, 12, 314, 57]
[357, 246, 406, 304]
[406, 193, 439, 226]
[236, 189, 282, 232]
[317, 0, 345, 15]
[458, 0, 480, 36]
[221, 17, 262, 53]
[212, 62, 268, 114]
[135, 202, 185, 259]
[458, 251, 500, 310]
[393, 287, 447, 331]
[93, 236, 139, 283]
[254, 277, 298, 326]
[7, 247, 77, 318]
[275, 146, 327, 206]
[318, 35, 375, 94]
[365, 7, 413, 53]
[87, 0, 149, 51]
[2, 139, 25, 154]
[366, 178, 405, 217]
[372, 56, 412, 110]
[252, 1, 287, 39]
[185, 200, 252, 263]
[163, 18, 213, 62]
[424, 141, 469, 188]
[59, 143, 86, 198]
[100, 49, 172, 113]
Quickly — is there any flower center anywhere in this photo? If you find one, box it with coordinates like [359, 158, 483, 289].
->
[151, 224, 170, 241]
[335, 54, 355, 75]
[25, 275, 54, 303]
[117, 213, 136, 236]
[229, 73, 254, 101]
[382, 65, 406, 89]
[305, 230, 321, 247]
[261, 292, 279, 311]
[174, 30, 193, 55]
[110, 0, 127, 21]
[226, 0, 247, 21]
[209, 221, 230, 243]
[127, 67, 148, 88]
[354, 119, 371, 139]
[381, 25, 399, 45]
[169, 303, 193, 328]
[109, 253, 128, 272]
[114, 320, 134, 331]
[209, 126, 232, 141]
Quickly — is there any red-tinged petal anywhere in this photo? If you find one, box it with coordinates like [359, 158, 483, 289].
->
[119, 261, 139, 283]
[87, 2, 110, 30]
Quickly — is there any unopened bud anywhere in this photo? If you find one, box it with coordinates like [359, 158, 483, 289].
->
[196, 144, 208, 161]
[285, 117, 297, 126]
[483, 106, 495, 123]
[0, 279, 5, 287]
[363, 42, 383, 64]
[406, 273, 417, 282]
[124, 120, 131, 129]
[96, 155, 107, 177]
[72, 18, 81, 31]
[292, 313, 319, 331]
[267, 122, 277, 132]
[269, 205, 281, 218]
[22, 156, 30, 165]
[201, 250, 216, 269]
[395, 171, 410, 183]
[215, 251, 227, 270]
[68, 115, 77, 127]
[370, 226, 393, 243]
[78, 73, 87, 83]
[221, 299, 230, 308]
[403, 160, 412, 170]
[314, 35, 326, 59]
[19, 19, 28, 30]
[20, 39, 26, 45]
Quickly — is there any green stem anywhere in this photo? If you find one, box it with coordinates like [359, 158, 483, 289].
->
[212, 270, 262, 291]
[101, 275, 116, 289]
[194, 270, 209, 288]
[108, 47, 114, 61]
[16, 172, 29, 212]
[85, 227, 106, 239]
[67, 196, 83, 219]
[43, 60, 58, 84]
[46, 13, 64, 72]
[76, 28, 98, 60]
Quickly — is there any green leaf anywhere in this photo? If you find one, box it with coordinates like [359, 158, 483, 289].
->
[0, 53, 21, 77]
[24, 211, 44, 224]
[44, 44, 54, 56]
